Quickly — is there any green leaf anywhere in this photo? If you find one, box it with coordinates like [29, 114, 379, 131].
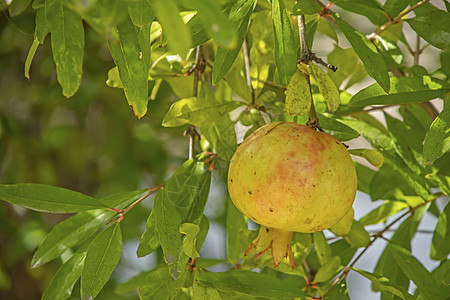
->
[345, 220, 370, 248]
[137, 211, 160, 257]
[31, 209, 112, 268]
[314, 256, 341, 283]
[226, 198, 247, 264]
[81, 223, 123, 300]
[272, 0, 297, 85]
[335, 17, 390, 93]
[8, 0, 31, 16]
[373, 205, 427, 294]
[200, 115, 237, 162]
[407, 10, 450, 51]
[330, 208, 354, 236]
[138, 265, 185, 299]
[196, 270, 308, 298]
[154, 157, 211, 279]
[292, 0, 322, 15]
[41, 247, 87, 300]
[24, 37, 39, 79]
[383, 0, 411, 18]
[162, 97, 241, 127]
[327, 45, 366, 89]
[349, 149, 384, 168]
[354, 162, 376, 194]
[153, 0, 191, 56]
[306, 17, 318, 49]
[334, 0, 388, 26]
[317, 114, 360, 141]
[107, 17, 149, 118]
[35, 7, 49, 43]
[285, 68, 311, 116]
[46, 0, 84, 97]
[187, 0, 236, 48]
[423, 107, 450, 164]
[326, 279, 350, 300]
[359, 201, 409, 226]
[212, 0, 256, 84]
[310, 63, 340, 112]
[193, 271, 221, 300]
[313, 231, 332, 265]
[351, 268, 413, 299]
[430, 201, 450, 260]
[0, 183, 107, 213]
[128, 0, 154, 27]
[105, 66, 123, 88]
[179, 223, 200, 258]
[115, 270, 152, 295]
[350, 76, 450, 107]
[390, 244, 447, 299]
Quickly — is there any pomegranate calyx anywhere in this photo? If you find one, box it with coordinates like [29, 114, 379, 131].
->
[245, 226, 295, 269]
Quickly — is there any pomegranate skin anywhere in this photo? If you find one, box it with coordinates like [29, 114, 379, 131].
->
[228, 122, 357, 233]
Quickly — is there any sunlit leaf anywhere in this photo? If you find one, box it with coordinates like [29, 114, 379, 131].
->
[272, 0, 297, 84]
[137, 211, 160, 257]
[0, 183, 107, 213]
[335, 18, 390, 93]
[212, 0, 256, 84]
[407, 10, 450, 51]
[285, 68, 311, 116]
[139, 265, 185, 299]
[46, 0, 84, 97]
[423, 107, 450, 164]
[330, 208, 354, 236]
[349, 149, 384, 168]
[24, 38, 39, 79]
[314, 256, 341, 283]
[310, 63, 340, 112]
[359, 201, 409, 226]
[107, 16, 149, 118]
[430, 201, 450, 261]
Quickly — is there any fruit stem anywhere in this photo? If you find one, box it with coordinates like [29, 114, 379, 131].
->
[245, 226, 295, 269]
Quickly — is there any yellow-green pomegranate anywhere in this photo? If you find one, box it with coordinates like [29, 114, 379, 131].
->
[228, 122, 357, 267]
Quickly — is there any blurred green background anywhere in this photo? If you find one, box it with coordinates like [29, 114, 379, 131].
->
[0, 7, 205, 299]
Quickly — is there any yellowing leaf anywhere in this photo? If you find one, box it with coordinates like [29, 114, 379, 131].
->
[330, 207, 354, 236]
[310, 63, 340, 113]
[285, 68, 311, 116]
[349, 148, 384, 168]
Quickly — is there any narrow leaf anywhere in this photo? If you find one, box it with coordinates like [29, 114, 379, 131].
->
[32, 209, 112, 268]
[310, 63, 340, 112]
[423, 107, 450, 164]
[200, 115, 238, 162]
[351, 268, 413, 299]
[137, 211, 160, 257]
[8, 0, 31, 16]
[313, 231, 332, 265]
[330, 208, 354, 236]
[197, 270, 308, 298]
[42, 248, 87, 300]
[212, 0, 256, 84]
[24, 37, 39, 79]
[226, 198, 247, 263]
[359, 201, 409, 226]
[272, 0, 297, 84]
[349, 148, 384, 168]
[35, 7, 50, 43]
[430, 201, 450, 260]
[46, 0, 84, 97]
[128, 0, 154, 27]
[390, 244, 447, 299]
[292, 0, 322, 15]
[285, 68, 311, 116]
[317, 114, 360, 141]
[335, 17, 390, 93]
[81, 223, 123, 300]
[345, 220, 370, 248]
[179, 223, 200, 258]
[153, 0, 191, 56]
[0, 183, 107, 213]
[188, 0, 236, 48]
[350, 76, 450, 107]
[107, 17, 149, 118]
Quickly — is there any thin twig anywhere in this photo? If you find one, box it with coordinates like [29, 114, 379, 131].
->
[367, 0, 430, 40]
[320, 201, 431, 298]
[243, 37, 256, 107]
[298, 15, 310, 63]
[414, 34, 421, 65]
[111, 184, 165, 222]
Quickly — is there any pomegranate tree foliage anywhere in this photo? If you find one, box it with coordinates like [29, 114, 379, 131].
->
[0, 0, 449, 299]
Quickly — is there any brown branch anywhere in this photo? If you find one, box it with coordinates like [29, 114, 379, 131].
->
[368, 0, 430, 40]
[111, 184, 165, 222]
[243, 37, 256, 107]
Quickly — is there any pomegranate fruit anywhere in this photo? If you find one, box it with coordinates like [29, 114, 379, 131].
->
[227, 122, 357, 267]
